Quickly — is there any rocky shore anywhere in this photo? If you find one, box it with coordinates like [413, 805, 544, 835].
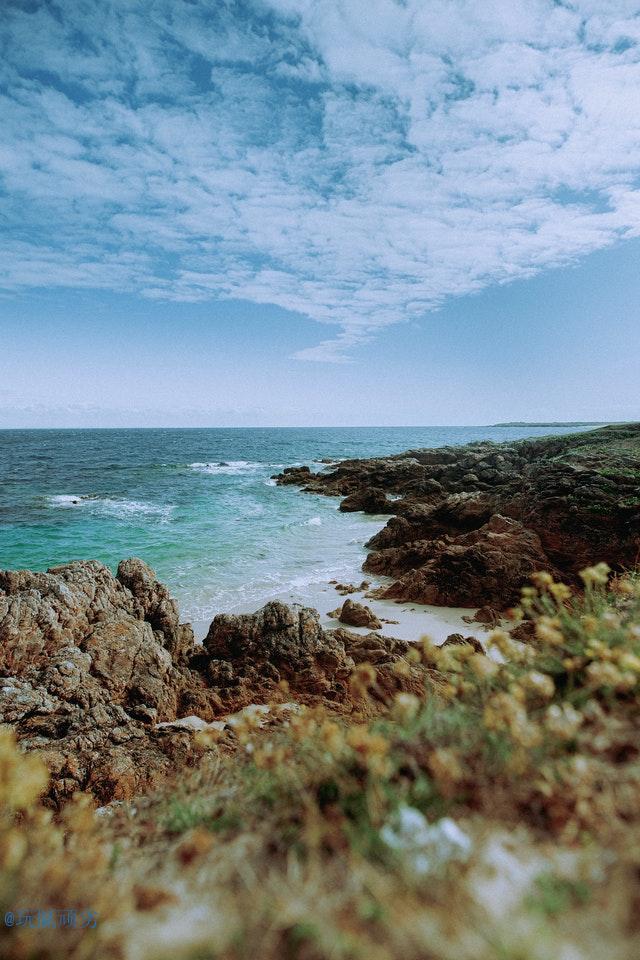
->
[2, 425, 640, 960]
[3, 424, 638, 807]
[0, 559, 427, 805]
[275, 423, 640, 611]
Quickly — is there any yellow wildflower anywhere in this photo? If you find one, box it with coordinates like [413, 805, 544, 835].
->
[545, 704, 583, 740]
[522, 671, 555, 700]
[392, 659, 411, 678]
[535, 617, 565, 648]
[579, 562, 611, 588]
[468, 652, 498, 680]
[392, 692, 421, 723]
[346, 726, 390, 776]
[319, 721, 344, 755]
[549, 582, 572, 603]
[429, 748, 464, 795]
[531, 571, 554, 589]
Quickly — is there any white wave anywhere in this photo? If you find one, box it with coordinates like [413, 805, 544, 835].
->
[263, 478, 277, 487]
[47, 495, 173, 521]
[304, 516, 322, 526]
[48, 494, 84, 507]
[190, 460, 264, 476]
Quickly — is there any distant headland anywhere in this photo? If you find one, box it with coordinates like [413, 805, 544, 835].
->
[490, 420, 613, 427]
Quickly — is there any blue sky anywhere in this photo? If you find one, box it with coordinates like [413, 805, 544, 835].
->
[1, 0, 639, 426]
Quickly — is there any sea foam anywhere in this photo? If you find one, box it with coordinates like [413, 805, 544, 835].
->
[47, 495, 172, 521]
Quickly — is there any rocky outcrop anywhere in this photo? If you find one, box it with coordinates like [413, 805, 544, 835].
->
[1, 563, 426, 804]
[370, 516, 553, 607]
[273, 423, 640, 608]
[0, 560, 220, 804]
[329, 599, 382, 630]
[197, 600, 422, 710]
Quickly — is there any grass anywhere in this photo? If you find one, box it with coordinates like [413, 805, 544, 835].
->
[1, 565, 640, 959]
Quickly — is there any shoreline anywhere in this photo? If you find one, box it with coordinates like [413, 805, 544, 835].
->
[192, 579, 478, 645]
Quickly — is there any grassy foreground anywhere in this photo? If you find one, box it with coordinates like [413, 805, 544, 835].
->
[2, 565, 640, 960]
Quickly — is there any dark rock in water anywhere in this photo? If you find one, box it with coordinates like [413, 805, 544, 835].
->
[274, 465, 312, 485]
[272, 423, 640, 610]
[328, 599, 382, 630]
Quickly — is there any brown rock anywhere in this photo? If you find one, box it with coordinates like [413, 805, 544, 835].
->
[329, 599, 382, 630]
[339, 487, 393, 514]
[272, 423, 640, 608]
[441, 633, 484, 654]
[378, 516, 553, 607]
[0, 560, 217, 805]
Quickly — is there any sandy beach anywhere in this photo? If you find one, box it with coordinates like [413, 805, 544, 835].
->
[192, 575, 479, 645]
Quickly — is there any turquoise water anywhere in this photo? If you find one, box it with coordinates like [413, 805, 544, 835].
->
[0, 426, 592, 622]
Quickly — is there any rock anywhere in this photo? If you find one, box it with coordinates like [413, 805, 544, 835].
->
[201, 601, 353, 704]
[0, 560, 218, 804]
[379, 516, 552, 607]
[1, 563, 433, 804]
[201, 600, 424, 709]
[441, 634, 485, 654]
[469, 606, 501, 626]
[116, 558, 194, 662]
[339, 487, 393, 514]
[333, 582, 359, 595]
[329, 599, 382, 630]
[274, 465, 312, 485]
[273, 424, 640, 608]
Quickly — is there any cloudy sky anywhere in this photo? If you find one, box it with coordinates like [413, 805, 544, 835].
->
[1, 0, 639, 426]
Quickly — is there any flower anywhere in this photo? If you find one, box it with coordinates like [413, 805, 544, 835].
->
[346, 726, 390, 775]
[545, 704, 583, 740]
[535, 617, 565, 648]
[549, 582, 572, 603]
[522, 671, 555, 700]
[579, 562, 611, 588]
[349, 662, 377, 699]
[531, 571, 554, 589]
[428, 749, 464, 795]
[319, 721, 344, 755]
[392, 693, 421, 723]
[468, 653, 498, 681]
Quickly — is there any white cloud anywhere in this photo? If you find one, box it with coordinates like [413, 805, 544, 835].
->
[1, 0, 640, 359]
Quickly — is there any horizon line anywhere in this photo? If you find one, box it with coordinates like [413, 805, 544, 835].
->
[0, 421, 622, 432]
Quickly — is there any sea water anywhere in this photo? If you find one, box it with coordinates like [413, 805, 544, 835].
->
[0, 426, 593, 624]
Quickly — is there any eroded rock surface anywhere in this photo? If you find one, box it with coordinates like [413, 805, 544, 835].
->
[274, 424, 640, 608]
[198, 599, 421, 709]
[1, 563, 424, 804]
[0, 560, 219, 804]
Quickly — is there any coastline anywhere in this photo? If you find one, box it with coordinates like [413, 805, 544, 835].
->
[192, 581, 478, 645]
[2, 423, 639, 960]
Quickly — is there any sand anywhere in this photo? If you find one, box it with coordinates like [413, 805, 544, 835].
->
[192, 577, 481, 646]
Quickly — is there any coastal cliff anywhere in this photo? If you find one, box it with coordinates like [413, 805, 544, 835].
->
[275, 423, 640, 608]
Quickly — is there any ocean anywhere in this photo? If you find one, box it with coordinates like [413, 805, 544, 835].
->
[0, 425, 593, 625]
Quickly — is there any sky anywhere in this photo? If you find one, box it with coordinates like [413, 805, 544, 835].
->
[1, 0, 639, 427]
